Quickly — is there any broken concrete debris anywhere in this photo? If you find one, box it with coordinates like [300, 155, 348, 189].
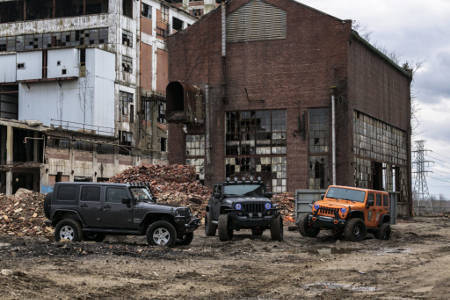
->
[0, 189, 53, 238]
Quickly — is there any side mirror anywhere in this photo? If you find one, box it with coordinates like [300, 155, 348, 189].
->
[320, 194, 325, 200]
[264, 192, 273, 199]
[122, 198, 131, 206]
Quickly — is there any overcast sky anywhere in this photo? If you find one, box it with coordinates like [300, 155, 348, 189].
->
[299, 0, 450, 197]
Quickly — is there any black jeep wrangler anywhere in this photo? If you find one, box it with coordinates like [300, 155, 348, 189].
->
[204, 179, 283, 241]
[44, 182, 199, 247]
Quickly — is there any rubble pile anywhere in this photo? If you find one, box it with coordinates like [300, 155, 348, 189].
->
[0, 189, 53, 238]
[272, 193, 296, 223]
[110, 164, 212, 217]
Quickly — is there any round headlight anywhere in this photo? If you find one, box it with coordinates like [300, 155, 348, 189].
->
[265, 202, 272, 210]
[340, 208, 347, 214]
[235, 203, 242, 210]
[314, 204, 320, 210]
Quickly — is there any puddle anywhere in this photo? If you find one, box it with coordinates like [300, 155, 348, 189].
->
[377, 248, 411, 255]
[304, 282, 376, 292]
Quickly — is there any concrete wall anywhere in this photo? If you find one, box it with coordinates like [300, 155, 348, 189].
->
[48, 48, 80, 79]
[18, 48, 115, 134]
[17, 51, 42, 81]
[0, 54, 16, 83]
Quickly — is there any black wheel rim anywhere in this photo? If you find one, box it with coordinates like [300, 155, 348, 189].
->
[353, 224, 361, 237]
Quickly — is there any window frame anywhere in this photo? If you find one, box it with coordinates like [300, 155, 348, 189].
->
[80, 186, 101, 202]
[105, 187, 130, 204]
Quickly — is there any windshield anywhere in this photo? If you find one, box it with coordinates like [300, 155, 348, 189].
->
[130, 187, 154, 203]
[223, 184, 265, 197]
[326, 187, 366, 203]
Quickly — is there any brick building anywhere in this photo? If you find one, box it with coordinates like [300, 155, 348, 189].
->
[166, 0, 413, 215]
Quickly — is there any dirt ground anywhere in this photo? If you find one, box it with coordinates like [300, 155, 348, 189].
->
[0, 217, 449, 299]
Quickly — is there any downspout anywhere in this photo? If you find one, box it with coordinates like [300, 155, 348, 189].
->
[221, 1, 227, 104]
[331, 92, 336, 185]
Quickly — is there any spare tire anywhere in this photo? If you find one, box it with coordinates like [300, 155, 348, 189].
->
[44, 192, 53, 219]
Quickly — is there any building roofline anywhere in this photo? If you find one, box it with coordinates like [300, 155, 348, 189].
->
[351, 31, 412, 80]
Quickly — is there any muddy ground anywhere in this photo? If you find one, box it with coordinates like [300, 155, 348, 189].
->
[0, 217, 449, 299]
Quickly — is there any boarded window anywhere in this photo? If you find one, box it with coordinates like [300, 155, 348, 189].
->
[227, 0, 286, 43]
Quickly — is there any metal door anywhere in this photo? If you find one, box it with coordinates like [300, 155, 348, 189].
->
[101, 187, 134, 229]
[79, 185, 102, 227]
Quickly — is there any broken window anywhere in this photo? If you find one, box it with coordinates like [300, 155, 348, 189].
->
[308, 108, 330, 189]
[86, 0, 109, 14]
[191, 9, 203, 17]
[55, 0, 83, 18]
[172, 17, 183, 31]
[0, 0, 24, 23]
[119, 131, 132, 146]
[123, 0, 133, 18]
[186, 135, 205, 181]
[142, 97, 152, 121]
[156, 27, 168, 38]
[0, 28, 108, 53]
[25, 0, 53, 21]
[122, 55, 133, 73]
[122, 29, 133, 48]
[158, 102, 166, 123]
[142, 3, 152, 18]
[119, 91, 133, 118]
[225, 110, 287, 192]
[160, 137, 167, 152]
[0, 85, 19, 120]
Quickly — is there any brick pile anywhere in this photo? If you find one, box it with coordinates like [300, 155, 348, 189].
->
[110, 164, 212, 217]
[0, 189, 53, 238]
[272, 193, 296, 224]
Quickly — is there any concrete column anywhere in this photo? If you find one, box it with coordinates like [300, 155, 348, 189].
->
[6, 126, 13, 195]
[69, 146, 74, 182]
[92, 144, 98, 182]
[0, 126, 6, 164]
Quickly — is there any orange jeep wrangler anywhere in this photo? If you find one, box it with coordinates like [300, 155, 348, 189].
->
[298, 185, 391, 241]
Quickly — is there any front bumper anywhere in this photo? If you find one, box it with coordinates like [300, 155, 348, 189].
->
[230, 214, 276, 229]
[175, 216, 200, 234]
[309, 214, 346, 229]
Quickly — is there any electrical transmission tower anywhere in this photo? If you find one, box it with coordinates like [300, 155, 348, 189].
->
[412, 140, 433, 214]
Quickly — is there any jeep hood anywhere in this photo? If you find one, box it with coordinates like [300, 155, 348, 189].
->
[317, 199, 365, 209]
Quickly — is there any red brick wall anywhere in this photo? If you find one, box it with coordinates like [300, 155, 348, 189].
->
[140, 43, 153, 90]
[156, 49, 169, 94]
[141, 16, 152, 35]
[168, 0, 409, 191]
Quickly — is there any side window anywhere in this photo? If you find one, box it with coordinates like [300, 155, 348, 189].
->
[81, 186, 100, 202]
[376, 194, 382, 206]
[106, 187, 130, 204]
[368, 193, 374, 203]
[57, 185, 79, 201]
[383, 194, 390, 207]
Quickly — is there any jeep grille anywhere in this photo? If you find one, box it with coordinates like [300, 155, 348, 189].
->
[242, 203, 265, 213]
[318, 207, 339, 216]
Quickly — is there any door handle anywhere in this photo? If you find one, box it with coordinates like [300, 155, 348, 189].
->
[80, 204, 88, 208]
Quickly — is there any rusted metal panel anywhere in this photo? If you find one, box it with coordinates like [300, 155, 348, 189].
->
[166, 81, 203, 124]
[227, 0, 286, 43]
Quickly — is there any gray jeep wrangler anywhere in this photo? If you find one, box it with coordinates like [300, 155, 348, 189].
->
[205, 179, 283, 241]
[44, 182, 199, 246]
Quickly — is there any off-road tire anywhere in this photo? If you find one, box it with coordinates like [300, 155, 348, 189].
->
[43, 192, 52, 219]
[375, 222, 391, 240]
[54, 218, 83, 242]
[344, 218, 367, 242]
[84, 233, 106, 242]
[205, 212, 217, 236]
[270, 215, 284, 241]
[218, 214, 233, 241]
[298, 214, 320, 238]
[177, 232, 194, 246]
[146, 220, 177, 247]
[251, 229, 264, 237]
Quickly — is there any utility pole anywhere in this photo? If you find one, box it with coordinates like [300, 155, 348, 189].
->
[412, 140, 433, 215]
